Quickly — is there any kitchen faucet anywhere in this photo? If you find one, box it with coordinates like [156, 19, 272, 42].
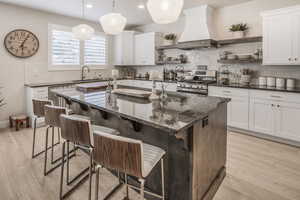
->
[81, 65, 90, 80]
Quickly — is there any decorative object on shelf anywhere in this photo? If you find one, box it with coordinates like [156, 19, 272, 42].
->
[99, 0, 127, 35]
[149, 70, 161, 100]
[163, 33, 177, 46]
[240, 69, 252, 86]
[219, 51, 232, 60]
[72, 0, 95, 40]
[229, 23, 249, 39]
[4, 29, 39, 58]
[147, 0, 184, 24]
[111, 69, 119, 90]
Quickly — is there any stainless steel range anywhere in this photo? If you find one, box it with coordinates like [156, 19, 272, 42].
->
[177, 69, 217, 95]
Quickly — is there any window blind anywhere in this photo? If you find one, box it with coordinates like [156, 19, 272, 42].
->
[51, 30, 80, 65]
[84, 35, 107, 65]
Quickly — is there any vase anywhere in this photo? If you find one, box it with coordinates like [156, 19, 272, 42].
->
[232, 31, 245, 39]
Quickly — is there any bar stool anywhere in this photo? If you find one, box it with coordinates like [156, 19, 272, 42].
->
[32, 99, 56, 158]
[59, 114, 119, 200]
[93, 132, 166, 200]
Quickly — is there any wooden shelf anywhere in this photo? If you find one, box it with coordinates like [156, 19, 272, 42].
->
[217, 59, 262, 64]
[156, 61, 187, 65]
[217, 36, 262, 46]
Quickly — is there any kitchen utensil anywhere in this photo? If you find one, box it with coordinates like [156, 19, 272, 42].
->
[258, 77, 267, 86]
[267, 77, 276, 87]
[287, 78, 296, 89]
[276, 78, 286, 88]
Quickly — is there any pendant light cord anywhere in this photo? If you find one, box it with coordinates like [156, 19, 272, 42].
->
[112, 0, 116, 12]
[82, 0, 85, 19]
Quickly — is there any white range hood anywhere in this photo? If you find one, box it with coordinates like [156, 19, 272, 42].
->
[179, 5, 216, 43]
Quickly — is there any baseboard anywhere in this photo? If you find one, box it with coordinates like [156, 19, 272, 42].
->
[0, 120, 9, 129]
[228, 127, 300, 148]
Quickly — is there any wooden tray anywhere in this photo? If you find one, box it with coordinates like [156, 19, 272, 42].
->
[76, 82, 108, 92]
[112, 88, 152, 99]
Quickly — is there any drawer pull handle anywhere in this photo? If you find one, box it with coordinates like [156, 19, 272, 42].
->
[270, 95, 281, 98]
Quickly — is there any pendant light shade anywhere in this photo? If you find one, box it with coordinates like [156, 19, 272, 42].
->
[72, 0, 95, 40]
[72, 24, 95, 40]
[147, 0, 184, 24]
[99, 13, 127, 35]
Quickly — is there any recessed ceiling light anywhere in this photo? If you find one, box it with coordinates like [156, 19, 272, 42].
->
[137, 4, 145, 9]
[86, 4, 93, 8]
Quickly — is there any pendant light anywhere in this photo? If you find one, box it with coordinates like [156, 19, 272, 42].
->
[99, 0, 127, 35]
[147, 0, 184, 24]
[72, 0, 95, 40]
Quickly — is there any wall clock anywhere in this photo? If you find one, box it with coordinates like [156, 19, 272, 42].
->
[4, 29, 39, 58]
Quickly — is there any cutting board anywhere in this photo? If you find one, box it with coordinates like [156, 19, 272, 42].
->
[112, 88, 152, 99]
[76, 82, 108, 92]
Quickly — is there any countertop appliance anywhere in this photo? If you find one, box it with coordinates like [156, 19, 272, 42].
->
[177, 69, 217, 95]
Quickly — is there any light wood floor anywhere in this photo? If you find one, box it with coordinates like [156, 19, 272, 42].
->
[0, 127, 299, 200]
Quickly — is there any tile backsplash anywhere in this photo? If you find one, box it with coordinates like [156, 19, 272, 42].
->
[118, 42, 300, 87]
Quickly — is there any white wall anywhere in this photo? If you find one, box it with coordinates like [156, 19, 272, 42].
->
[135, 0, 300, 39]
[0, 3, 113, 124]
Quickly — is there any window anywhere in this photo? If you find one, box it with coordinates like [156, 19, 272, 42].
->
[51, 29, 80, 66]
[84, 35, 107, 65]
[48, 24, 109, 71]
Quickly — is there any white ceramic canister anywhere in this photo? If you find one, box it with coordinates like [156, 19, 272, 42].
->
[276, 78, 286, 88]
[258, 77, 267, 86]
[267, 77, 276, 87]
[287, 78, 296, 89]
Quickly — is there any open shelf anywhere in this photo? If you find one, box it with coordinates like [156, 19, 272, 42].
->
[217, 36, 263, 46]
[217, 59, 262, 64]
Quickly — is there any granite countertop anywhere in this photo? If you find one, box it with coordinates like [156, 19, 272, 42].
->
[51, 88, 228, 133]
[24, 79, 109, 88]
[211, 83, 300, 94]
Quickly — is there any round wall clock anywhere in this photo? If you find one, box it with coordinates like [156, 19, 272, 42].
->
[4, 29, 39, 58]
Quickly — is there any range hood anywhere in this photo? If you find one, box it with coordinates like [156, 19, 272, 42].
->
[177, 5, 217, 49]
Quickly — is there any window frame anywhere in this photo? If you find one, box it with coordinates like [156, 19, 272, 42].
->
[48, 24, 111, 71]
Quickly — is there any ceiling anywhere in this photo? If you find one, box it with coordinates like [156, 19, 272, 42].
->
[0, 0, 253, 26]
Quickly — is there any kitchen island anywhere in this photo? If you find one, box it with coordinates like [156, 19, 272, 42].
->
[51, 87, 229, 200]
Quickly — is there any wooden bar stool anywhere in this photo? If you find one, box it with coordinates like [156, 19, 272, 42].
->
[59, 114, 120, 200]
[9, 114, 30, 131]
[32, 99, 56, 158]
[93, 132, 166, 200]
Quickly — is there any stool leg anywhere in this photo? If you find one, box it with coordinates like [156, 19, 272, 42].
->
[16, 120, 19, 131]
[95, 166, 100, 200]
[51, 127, 55, 163]
[44, 126, 50, 176]
[161, 158, 165, 200]
[88, 148, 93, 200]
[140, 179, 145, 200]
[32, 118, 37, 158]
[66, 141, 70, 185]
[125, 174, 129, 199]
[59, 141, 66, 200]
[9, 116, 13, 128]
[26, 117, 30, 128]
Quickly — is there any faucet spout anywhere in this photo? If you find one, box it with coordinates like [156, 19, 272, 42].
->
[81, 65, 90, 80]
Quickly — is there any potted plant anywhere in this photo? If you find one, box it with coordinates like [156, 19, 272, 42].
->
[163, 33, 177, 46]
[229, 23, 249, 38]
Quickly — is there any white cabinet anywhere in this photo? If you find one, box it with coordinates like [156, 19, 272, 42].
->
[208, 86, 249, 130]
[249, 90, 300, 142]
[134, 32, 161, 65]
[262, 5, 300, 65]
[113, 31, 136, 66]
[249, 98, 275, 135]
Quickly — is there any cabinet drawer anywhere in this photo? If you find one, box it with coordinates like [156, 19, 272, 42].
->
[208, 86, 249, 97]
[249, 90, 300, 104]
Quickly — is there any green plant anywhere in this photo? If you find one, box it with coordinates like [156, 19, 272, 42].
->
[229, 23, 249, 32]
[164, 33, 177, 41]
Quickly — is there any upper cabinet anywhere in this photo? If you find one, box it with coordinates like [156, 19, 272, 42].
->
[262, 6, 300, 65]
[134, 32, 162, 66]
[113, 31, 136, 66]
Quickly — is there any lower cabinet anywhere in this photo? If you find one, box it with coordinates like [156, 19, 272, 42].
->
[209, 86, 300, 143]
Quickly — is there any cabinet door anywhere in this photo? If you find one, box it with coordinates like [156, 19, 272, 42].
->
[263, 14, 293, 65]
[227, 96, 249, 130]
[113, 34, 123, 65]
[249, 98, 275, 135]
[275, 102, 300, 142]
[292, 12, 300, 64]
[134, 33, 156, 65]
